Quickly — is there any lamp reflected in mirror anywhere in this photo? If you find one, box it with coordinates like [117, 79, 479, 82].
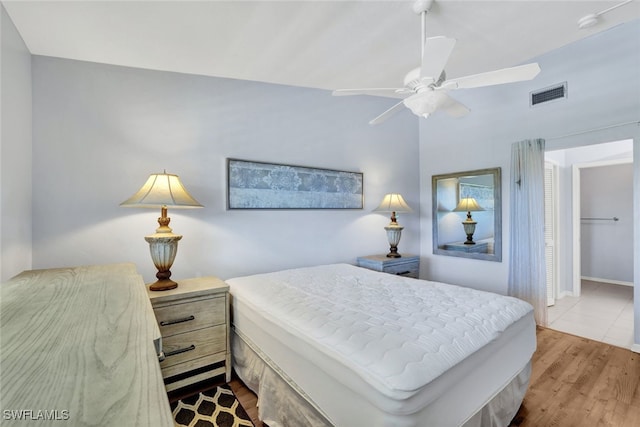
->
[432, 168, 502, 262]
[453, 197, 484, 244]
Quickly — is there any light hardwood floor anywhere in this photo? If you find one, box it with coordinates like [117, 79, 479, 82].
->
[229, 379, 263, 427]
[511, 327, 640, 427]
[230, 327, 640, 427]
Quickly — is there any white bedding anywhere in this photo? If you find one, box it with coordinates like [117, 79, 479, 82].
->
[228, 263, 536, 426]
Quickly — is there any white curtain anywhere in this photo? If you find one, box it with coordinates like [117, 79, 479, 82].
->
[508, 139, 547, 326]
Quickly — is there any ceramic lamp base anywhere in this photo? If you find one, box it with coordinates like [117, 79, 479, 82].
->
[462, 220, 477, 245]
[384, 225, 404, 258]
[145, 233, 182, 292]
[148, 278, 178, 291]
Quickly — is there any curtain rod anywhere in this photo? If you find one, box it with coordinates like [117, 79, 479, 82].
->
[546, 120, 640, 141]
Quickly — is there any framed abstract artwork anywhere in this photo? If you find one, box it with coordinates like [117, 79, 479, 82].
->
[227, 159, 363, 209]
[458, 182, 494, 210]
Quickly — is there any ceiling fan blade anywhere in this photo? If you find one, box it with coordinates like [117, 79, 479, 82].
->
[420, 36, 457, 82]
[332, 88, 410, 99]
[445, 63, 541, 89]
[439, 93, 470, 118]
[369, 100, 406, 125]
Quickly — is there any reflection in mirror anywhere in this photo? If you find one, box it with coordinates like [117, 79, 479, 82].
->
[432, 168, 502, 262]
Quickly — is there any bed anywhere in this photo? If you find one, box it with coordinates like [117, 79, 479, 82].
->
[227, 263, 535, 427]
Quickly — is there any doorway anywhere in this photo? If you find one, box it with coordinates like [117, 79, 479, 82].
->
[544, 140, 634, 348]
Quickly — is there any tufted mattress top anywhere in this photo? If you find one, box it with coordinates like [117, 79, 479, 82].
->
[227, 263, 533, 403]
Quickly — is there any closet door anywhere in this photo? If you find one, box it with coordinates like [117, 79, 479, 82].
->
[544, 162, 558, 306]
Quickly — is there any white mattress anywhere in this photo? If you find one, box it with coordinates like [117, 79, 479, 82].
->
[228, 264, 536, 426]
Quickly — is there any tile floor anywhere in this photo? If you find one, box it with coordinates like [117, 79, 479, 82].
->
[548, 280, 634, 349]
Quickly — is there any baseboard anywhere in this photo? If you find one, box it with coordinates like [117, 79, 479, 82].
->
[631, 344, 640, 354]
[556, 290, 574, 299]
[581, 276, 634, 287]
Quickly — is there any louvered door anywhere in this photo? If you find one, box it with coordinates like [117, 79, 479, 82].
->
[544, 162, 558, 306]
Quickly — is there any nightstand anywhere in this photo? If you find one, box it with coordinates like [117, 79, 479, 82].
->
[357, 254, 420, 278]
[443, 241, 489, 253]
[147, 277, 230, 392]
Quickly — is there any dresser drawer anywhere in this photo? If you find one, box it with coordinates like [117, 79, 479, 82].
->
[160, 324, 226, 369]
[154, 296, 225, 337]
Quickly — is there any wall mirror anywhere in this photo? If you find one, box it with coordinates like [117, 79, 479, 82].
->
[432, 167, 502, 262]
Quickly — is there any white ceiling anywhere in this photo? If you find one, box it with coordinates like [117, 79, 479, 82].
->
[3, 1, 639, 93]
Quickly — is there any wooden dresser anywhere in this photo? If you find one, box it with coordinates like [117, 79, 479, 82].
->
[0, 264, 173, 426]
[147, 276, 231, 392]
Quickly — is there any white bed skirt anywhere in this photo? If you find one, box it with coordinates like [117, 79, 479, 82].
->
[232, 328, 531, 427]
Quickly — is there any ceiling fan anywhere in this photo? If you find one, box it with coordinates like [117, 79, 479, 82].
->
[332, 0, 541, 125]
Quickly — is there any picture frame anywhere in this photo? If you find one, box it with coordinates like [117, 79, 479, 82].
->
[227, 159, 364, 209]
[458, 182, 494, 210]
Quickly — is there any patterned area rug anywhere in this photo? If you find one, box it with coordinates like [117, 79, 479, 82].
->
[171, 384, 254, 427]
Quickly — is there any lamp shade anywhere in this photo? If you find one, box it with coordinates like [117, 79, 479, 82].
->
[120, 172, 203, 209]
[453, 197, 483, 213]
[373, 193, 413, 213]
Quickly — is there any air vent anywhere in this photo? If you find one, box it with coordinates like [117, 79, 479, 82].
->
[530, 82, 567, 107]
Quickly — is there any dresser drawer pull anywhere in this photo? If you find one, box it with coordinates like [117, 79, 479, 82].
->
[396, 271, 411, 276]
[164, 345, 196, 358]
[160, 315, 195, 327]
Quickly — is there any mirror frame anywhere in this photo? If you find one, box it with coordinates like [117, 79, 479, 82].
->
[431, 167, 502, 262]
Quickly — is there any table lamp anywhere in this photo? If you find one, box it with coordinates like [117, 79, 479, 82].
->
[453, 197, 484, 245]
[121, 171, 203, 291]
[373, 193, 413, 258]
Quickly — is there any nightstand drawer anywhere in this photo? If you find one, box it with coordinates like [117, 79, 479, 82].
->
[357, 254, 420, 279]
[154, 296, 225, 337]
[147, 276, 231, 390]
[383, 262, 419, 277]
[161, 352, 227, 384]
[160, 324, 226, 369]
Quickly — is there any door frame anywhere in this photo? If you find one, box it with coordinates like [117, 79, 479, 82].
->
[545, 161, 559, 306]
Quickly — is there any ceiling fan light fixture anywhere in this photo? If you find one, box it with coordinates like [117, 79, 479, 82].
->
[403, 92, 443, 117]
